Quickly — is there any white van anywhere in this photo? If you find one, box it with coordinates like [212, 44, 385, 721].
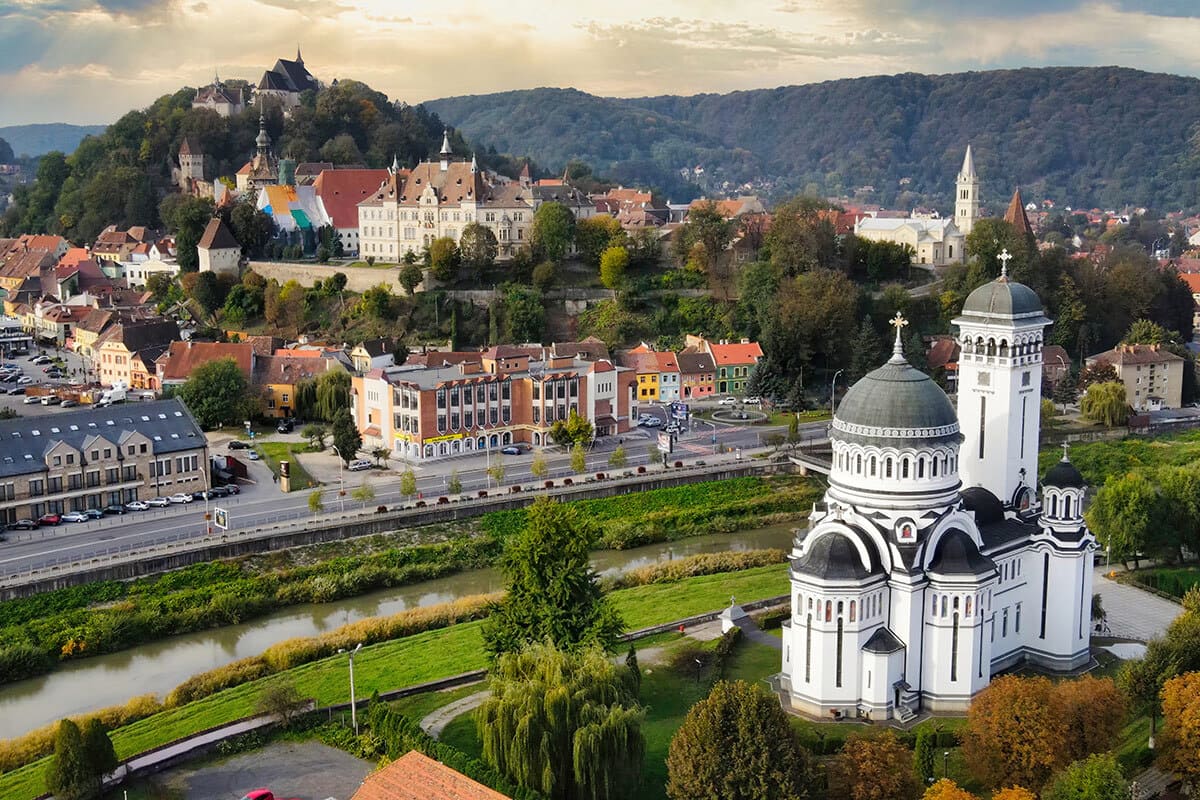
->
[347, 459, 373, 471]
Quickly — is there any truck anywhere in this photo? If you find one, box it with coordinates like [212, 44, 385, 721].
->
[96, 381, 128, 407]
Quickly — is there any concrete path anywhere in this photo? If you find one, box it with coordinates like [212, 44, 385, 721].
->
[421, 690, 491, 738]
[734, 616, 783, 650]
[1093, 569, 1182, 642]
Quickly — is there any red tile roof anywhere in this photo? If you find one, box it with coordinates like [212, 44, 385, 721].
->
[351, 751, 509, 800]
[1179, 272, 1200, 294]
[314, 169, 391, 230]
[158, 341, 253, 382]
[707, 340, 763, 366]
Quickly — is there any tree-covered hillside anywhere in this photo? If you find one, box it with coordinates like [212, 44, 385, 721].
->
[428, 67, 1200, 210]
[0, 124, 107, 158]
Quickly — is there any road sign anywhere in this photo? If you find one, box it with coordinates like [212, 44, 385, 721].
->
[657, 431, 673, 454]
[213, 508, 229, 531]
[670, 402, 690, 421]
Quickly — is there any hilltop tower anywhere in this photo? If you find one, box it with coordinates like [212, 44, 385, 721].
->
[955, 145, 980, 236]
[178, 138, 204, 185]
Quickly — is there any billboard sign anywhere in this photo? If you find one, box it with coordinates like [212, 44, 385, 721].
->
[213, 508, 229, 531]
[657, 431, 673, 454]
[669, 402, 690, 421]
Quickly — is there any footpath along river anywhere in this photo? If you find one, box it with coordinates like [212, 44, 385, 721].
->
[0, 523, 797, 740]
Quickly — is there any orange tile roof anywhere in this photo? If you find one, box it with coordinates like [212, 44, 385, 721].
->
[708, 340, 763, 366]
[58, 247, 91, 268]
[351, 751, 509, 800]
[314, 168, 390, 230]
[1179, 272, 1200, 294]
[653, 351, 679, 372]
[159, 341, 253, 382]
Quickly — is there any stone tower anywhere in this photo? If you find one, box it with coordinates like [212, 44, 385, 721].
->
[179, 138, 204, 185]
[955, 145, 980, 236]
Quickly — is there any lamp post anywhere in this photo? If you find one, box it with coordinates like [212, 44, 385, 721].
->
[943, 750, 949, 779]
[337, 642, 363, 735]
[830, 370, 844, 417]
[1054, 353, 1069, 413]
[694, 657, 702, 685]
[330, 445, 345, 512]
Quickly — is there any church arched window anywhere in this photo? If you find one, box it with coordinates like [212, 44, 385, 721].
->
[931, 456, 939, 477]
[825, 601, 832, 622]
[885, 458, 893, 478]
[1064, 495, 1073, 518]
[849, 600, 856, 622]
[999, 340, 1009, 358]
[987, 338, 996, 356]
[1050, 494, 1058, 518]
[931, 594, 938, 615]
[953, 596, 960, 611]
[837, 600, 843, 617]
[870, 456, 877, 476]
[902, 458, 910, 479]
[918, 457, 925, 479]
[965, 596, 972, 616]
[856, 454, 863, 474]
[941, 596, 948, 617]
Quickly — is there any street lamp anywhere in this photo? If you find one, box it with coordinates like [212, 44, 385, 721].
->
[943, 750, 949, 778]
[1054, 353, 1069, 413]
[694, 657, 702, 685]
[337, 642, 363, 735]
[330, 445, 346, 512]
[830, 369, 844, 417]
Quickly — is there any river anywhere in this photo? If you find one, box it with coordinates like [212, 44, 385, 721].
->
[0, 523, 798, 740]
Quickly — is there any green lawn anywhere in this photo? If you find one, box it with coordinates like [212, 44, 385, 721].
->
[387, 682, 487, 722]
[255, 441, 320, 491]
[0, 567, 789, 800]
[1038, 427, 1200, 486]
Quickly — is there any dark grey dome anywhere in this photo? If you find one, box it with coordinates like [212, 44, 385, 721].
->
[961, 277, 1043, 318]
[962, 486, 1005, 525]
[1043, 458, 1086, 489]
[793, 532, 880, 580]
[928, 529, 996, 576]
[835, 359, 958, 438]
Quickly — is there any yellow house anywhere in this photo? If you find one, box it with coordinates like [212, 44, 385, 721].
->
[73, 309, 116, 359]
[620, 351, 661, 403]
[253, 354, 337, 418]
[95, 319, 180, 388]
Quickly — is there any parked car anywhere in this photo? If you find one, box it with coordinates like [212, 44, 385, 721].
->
[17, 376, 35, 385]
[102, 504, 126, 515]
[7, 519, 38, 530]
[222, 483, 240, 495]
[40, 395, 61, 405]
[743, 396, 761, 405]
[501, 445, 521, 455]
[207, 485, 230, 497]
[275, 418, 294, 433]
[6, 386, 24, 395]
[247, 450, 260, 461]
[145, 496, 170, 507]
[347, 458, 371, 471]
[642, 417, 662, 428]
[61, 511, 89, 523]
[60, 398, 79, 408]
[125, 500, 149, 511]
[717, 396, 738, 405]
[22, 394, 40, 403]
[37, 513, 61, 526]
[168, 493, 194, 504]
[31, 355, 51, 365]
[228, 440, 250, 450]
[82, 508, 104, 519]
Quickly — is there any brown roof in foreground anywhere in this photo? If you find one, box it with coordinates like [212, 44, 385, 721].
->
[159, 341, 254, 381]
[197, 217, 240, 251]
[351, 751, 509, 800]
[253, 353, 333, 385]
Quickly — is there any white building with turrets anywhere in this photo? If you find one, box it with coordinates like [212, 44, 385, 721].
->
[775, 265, 1094, 722]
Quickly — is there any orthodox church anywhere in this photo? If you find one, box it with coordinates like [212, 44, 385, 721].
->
[775, 259, 1095, 721]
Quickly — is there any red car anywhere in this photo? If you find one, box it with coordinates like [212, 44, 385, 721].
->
[37, 513, 61, 526]
[240, 791, 299, 800]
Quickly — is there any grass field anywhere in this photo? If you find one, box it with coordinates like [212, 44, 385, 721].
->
[255, 441, 320, 491]
[1038, 427, 1200, 486]
[0, 566, 789, 800]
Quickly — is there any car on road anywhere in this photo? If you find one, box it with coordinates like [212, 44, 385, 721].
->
[501, 445, 521, 455]
[222, 483, 240, 494]
[743, 396, 761, 405]
[82, 508, 104, 519]
[228, 440, 250, 450]
[40, 395, 61, 405]
[205, 486, 230, 497]
[31, 355, 51, 365]
[22, 394, 40, 403]
[665, 423, 684, 435]
[60, 398, 79, 408]
[641, 417, 662, 427]
[145, 496, 170, 507]
[102, 504, 126, 515]
[61, 511, 89, 523]
[347, 458, 371, 471]
[7, 519, 38, 530]
[6, 386, 24, 395]
[17, 376, 34, 385]
[247, 450, 260, 461]
[37, 513, 61, 526]
[717, 396, 738, 405]
[125, 500, 149, 511]
[168, 493, 195, 504]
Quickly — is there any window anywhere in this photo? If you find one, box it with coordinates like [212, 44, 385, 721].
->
[825, 600, 832, 622]
[951, 612, 960, 681]
[1015, 603, 1022, 633]
[1002, 607, 1009, 637]
[849, 600, 856, 622]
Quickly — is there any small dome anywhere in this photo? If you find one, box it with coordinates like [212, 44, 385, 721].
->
[928, 529, 995, 576]
[834, 360, 958, 439]
[1043, 458, 1085, 489]
[961, 277, 1043, 319]
[793, 532, 879, 580]
[962, 486, 1005, 525]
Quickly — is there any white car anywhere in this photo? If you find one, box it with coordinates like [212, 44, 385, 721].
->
[146, 496, 170, 507]
[347, 458, 372, 471]
[247, 451, 260, 461]
[641, 417, 662, 428]
[61, 511, 89, 523]
[717, 396, 738, 405]
[125, 500, 149, 511]
[17, 376, 34, 385]
[168, 493, 194, 504]
[22, 395, 40, 404]
[743, 396, 761, 405]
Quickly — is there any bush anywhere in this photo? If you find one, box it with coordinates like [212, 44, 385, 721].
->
[607, 550, 787, 590]
[165, 656, 272, 707]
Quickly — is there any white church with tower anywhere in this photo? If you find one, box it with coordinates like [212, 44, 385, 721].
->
[775, 254, 1095, 721]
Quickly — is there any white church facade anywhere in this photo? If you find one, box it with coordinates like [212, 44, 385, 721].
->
[775, 261, 1095, 722]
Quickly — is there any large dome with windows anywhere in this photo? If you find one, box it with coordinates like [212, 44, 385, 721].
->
[833, 357, 958, 443]
[961, 276, 1044, 319]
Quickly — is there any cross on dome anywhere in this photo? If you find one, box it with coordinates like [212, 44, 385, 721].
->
[998, 248, 1013, 279]
[889, 311, 909, 361]
[1062, 442, 1071, 461]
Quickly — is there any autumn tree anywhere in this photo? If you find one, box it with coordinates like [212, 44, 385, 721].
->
[458, 222, 498, 276]
[608, 446, 627, 469]
[476, 642, 643, 800]
[666, 680, 815, 800]
[398, 261, 423, 295]
[990, 789, 1037, 800]
[1160, 671, 1200, 784]
[674, 201, 733, 273]
[481, 497, 623, 658]
[922, 779, 979, 800]
[575, 215, 625, 266]
[1119, 591, 1200, 747]
[828, 731, 920, 800]
[1041, 753, 1128, 800]
[427, 236, 460, 281]
[1075, 359, 1118, 390]
[529, 450, 549, 479]
[570, 442, 588, 474]
[1080, 382, 1130, 426]
[599, 245, 629, 289]
[764, 196, 837, 276]
[1053, 675, 1127, 764]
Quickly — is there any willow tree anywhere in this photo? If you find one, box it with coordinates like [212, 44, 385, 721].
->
[482, 497, 623, 658]
[1079, 381, 1130, 427]
[477, 642, 643, 800]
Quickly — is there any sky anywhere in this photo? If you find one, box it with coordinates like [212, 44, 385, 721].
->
[3, 0, 1200, 126]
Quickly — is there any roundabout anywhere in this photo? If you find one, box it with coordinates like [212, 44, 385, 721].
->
[711, 407, 769, 424]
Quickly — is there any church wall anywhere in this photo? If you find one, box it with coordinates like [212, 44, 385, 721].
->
[1024, 546, 1093, 670]
[922, 581, 989, 711]
[889, 579, 926, 706]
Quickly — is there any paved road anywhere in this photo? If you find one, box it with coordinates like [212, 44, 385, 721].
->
[1093, 568, 1182, 642]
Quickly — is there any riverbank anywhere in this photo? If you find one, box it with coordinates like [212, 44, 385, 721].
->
[0, 564, 791, 800]
[0, 476, 818, 690]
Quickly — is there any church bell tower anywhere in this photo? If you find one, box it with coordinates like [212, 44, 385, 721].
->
[955, 145, 979, 236]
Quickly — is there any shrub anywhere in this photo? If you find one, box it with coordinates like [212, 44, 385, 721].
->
[165, 656, 272, 707]
[607, 550, 787, 590]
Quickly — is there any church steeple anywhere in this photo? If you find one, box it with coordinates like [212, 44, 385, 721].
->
[955, 144, 980, 236]
[296, 45, 303, 64]
[440, 129, 451, 172]
[256, 109, 271, 156]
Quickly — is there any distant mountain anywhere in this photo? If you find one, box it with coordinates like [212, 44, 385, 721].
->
[426, 67, 1200, 210]
[0, 124, 107, 158]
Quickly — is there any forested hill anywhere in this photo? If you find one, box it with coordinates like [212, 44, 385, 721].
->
[426, 67, 1200, 210]
[0, 124, 107, 158]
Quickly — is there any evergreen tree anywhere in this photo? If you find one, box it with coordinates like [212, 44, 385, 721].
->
[80, 719, 117, 784]
[46, 719, 92, 800]
[905, 330, 929, 373]
[330, 407, 362, 465]
[481, 497, 624, 658]
[914, 729, 936, 785]
[848, 318, 885, 381]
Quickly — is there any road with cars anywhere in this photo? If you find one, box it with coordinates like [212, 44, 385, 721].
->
[0, 396, 829, 578]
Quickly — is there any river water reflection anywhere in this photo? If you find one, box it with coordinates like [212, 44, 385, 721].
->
[0, 523, 797, 739]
